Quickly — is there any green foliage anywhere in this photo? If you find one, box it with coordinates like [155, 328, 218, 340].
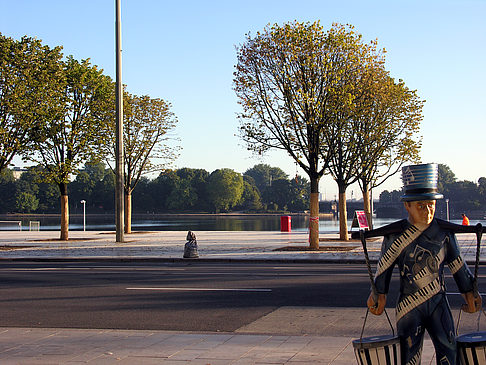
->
[15, 191, 38, 213]
[207, 169, 244, 213]
[103, 90, 180, 195]
[0, 169, 16, 212]
[151, 169, 204, 212]
[15, 165, 58, 213]
[149, 170, 179, 212]
[0, 33, 64, 172]
[90, 169, 115, 211]
[166, 176, 197, 211]
[238, 178, 263, 211]
[0, 164, 311, 214]
[261, 179, 290, 211]
[131, 176, 152, 213]
[0, 168, 14, 183]
[355, 70, 424, 193]
[288, 175, 310, 211]
[378, 189, 404, 203]
[70, 160, 112, 211]
[438, 163, 456, 193]
[26, 56, 113, 188]
[235, 21, 343, 193]
[244, 164, 288, 192]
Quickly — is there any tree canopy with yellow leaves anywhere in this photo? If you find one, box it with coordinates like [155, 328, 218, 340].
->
[234, 22, 418, 246]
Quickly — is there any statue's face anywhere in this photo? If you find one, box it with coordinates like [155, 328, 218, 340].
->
[404, 200, 436, 225]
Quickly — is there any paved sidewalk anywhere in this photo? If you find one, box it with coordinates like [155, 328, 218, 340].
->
[0, 229, 483, 263]
[0, 229, 483, 364]
[0, 327, 440, 364]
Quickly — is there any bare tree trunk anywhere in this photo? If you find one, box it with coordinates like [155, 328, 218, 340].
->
[362, 186, 373, 229]
[338, 190, 349, 241]
[309, 192, 320, 250]
[309, 175, 320, 250]
[124, 192, 132, 234]
[60, 193, 69, 241]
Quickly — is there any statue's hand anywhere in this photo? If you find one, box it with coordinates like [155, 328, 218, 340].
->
[462, 291, 482, 313]
[367, 292, 386, 315]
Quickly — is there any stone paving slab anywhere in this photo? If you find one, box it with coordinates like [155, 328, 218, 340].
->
[4, 302, 485, 365]
[236, 306, 486, 337]
[0, 327, 441, 364]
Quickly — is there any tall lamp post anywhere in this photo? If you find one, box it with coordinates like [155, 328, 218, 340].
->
[80, 200, 86, 231]
[115, 0, 124, 242]
[445, 198, 450, 221]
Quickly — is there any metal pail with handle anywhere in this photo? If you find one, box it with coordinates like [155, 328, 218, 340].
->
[354, 230, 400, 365]
[353, 334, 400, 365]
[456, 223, 485, 365]
[457, 331, 486, 365]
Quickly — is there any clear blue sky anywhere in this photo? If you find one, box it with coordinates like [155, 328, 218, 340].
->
[1, 0, 485, 199]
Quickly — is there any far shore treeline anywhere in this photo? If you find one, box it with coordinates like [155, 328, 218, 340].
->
[1, 162, 484, 220]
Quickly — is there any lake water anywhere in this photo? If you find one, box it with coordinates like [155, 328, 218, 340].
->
[0, 214, 468, 232]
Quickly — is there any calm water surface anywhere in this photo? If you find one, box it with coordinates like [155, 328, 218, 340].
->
[0, 214, 468, 232]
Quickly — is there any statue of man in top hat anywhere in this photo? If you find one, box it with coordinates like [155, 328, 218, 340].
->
[367, 163, 482, 365]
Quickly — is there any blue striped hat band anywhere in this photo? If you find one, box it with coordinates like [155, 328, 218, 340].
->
[401, 163, 443, 201]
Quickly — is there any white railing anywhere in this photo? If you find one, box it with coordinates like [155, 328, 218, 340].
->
[0, 221, 22, 231]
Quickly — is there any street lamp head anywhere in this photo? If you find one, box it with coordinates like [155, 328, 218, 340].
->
[80, 200, 86, 204]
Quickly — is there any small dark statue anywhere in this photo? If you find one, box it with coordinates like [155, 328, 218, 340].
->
[183, 231, 199, 258]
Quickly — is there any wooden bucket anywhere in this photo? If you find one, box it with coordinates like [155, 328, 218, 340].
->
[457, 331, 486, 365]
[353, 334, 400, 365]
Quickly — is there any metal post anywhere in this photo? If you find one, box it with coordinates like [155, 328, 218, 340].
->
[115, 0, 124, 242]
[446, 198, 450, 221]
[80, 200, 86, 231]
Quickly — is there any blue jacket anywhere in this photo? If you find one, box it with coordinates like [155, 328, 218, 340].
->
[374, 218, 474, 320]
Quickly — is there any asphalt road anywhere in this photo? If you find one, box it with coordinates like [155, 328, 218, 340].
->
[0, 261, 483, 332]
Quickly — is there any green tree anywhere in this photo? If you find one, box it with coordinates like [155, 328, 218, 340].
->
[0, 34, 64, 172]
[0, 168, 16, 213]
[15, 191, 38, 213]
[207, 169, 244, 213]
[238, 175, 263, 212]
[244, 164, 288, 193]
[438, 163, 457, 194]
[26, 56, 113, 240]
[104, 91, 179, 233]
[479, 177, 486, 207]
[131, 176, 152, 213]
[379, 189, 403, 204]
[339, 64, 423, 228]
[150, 170, 179, 212]
[91, 168, 115, 212]
[288, 175, 310, 212]
[356, 72, 423, 228]
[447, 180, 481, 215]
[478, 177, 486, 194]
[12, 165, 58, 213]
[70, 160, 107, 212]
[235, 22, 373, 248]
[164, 168, 209, 211]
[14, 167, 40, 208]
[165, 175, 196, 211]
[317, 26, 411, 239]
[261, 179, 290, 211]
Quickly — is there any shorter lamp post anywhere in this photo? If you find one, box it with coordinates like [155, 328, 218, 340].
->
[445, 198, 450, 221]
[80, 200, 86, 231]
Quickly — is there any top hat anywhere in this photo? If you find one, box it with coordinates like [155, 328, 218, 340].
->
[400, 163, 443, 202]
